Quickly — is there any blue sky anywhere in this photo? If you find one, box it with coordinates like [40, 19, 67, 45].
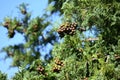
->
[0, 0, 48, 79]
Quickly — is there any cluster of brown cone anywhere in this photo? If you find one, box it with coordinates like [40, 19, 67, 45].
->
[57, 22, 86, 37]
[52, 58, 64, 73]
[57, 22, 77, 37]
[36, 66, 47, 76]
[3, 21, 22, 38]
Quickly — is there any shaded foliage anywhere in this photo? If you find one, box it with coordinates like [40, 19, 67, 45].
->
[0, 71, 7, 80]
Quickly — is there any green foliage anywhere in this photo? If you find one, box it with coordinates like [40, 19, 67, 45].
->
[1, 3, 58, 67]
[51, 34, 120, 79]
[1, 0, 120, 80]
[0, 71, 7, 80]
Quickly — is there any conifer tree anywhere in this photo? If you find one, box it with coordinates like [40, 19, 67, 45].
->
[0, 0, 120, 80]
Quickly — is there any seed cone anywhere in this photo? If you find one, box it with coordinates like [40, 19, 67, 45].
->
[8, 30, 15, 38]
[57, 22, 78, 38]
